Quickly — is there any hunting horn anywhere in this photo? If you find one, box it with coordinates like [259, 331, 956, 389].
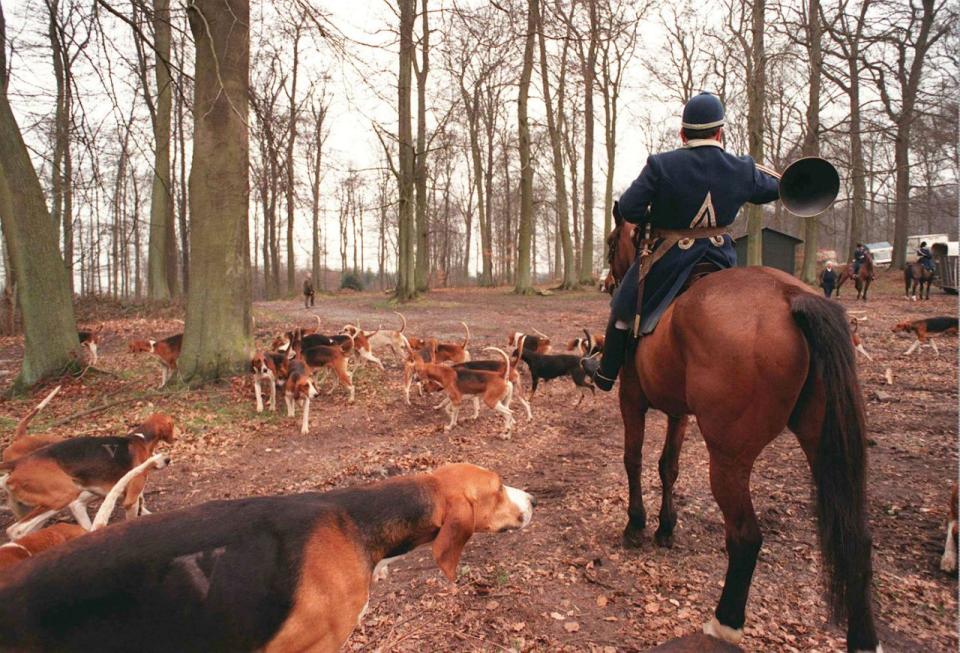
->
[770, 157, 841, 218]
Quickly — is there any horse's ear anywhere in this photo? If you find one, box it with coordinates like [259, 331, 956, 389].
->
[612, 201, 623, 227]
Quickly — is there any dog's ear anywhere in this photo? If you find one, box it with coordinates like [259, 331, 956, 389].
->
[432, 495, 476, 582]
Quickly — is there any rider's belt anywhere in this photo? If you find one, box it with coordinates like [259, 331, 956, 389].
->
[632, 226, 730, 337]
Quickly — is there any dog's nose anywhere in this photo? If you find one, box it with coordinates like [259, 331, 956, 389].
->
[528, 493, 538, 508]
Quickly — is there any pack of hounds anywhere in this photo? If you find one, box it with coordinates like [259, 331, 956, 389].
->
[0, 308, 954, 651]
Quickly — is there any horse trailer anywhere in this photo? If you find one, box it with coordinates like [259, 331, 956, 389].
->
[932, 242, 959, 294]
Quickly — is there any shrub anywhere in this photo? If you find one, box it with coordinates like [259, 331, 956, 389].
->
[340, 271, 365, 291]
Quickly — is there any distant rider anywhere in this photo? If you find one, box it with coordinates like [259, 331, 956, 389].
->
[852, 243, 869, 276]
[916, 241, 935, 273]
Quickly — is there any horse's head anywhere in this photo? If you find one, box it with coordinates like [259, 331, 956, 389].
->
[607, 201, 638, 288]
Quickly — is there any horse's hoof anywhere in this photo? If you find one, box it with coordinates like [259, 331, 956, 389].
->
[622, 524, 645, 548]
[654, 529, 674, 548]
[703, 617, 744, 645]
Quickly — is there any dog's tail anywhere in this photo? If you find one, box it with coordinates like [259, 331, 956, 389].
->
[314, 315, 323, 332]
[790, 292, 875, 636]
[533, 326, 549, 340]
[460, 322, 470, 349]
[583, 329, 594, 356]
[395, 312, 407, 334]
[514, 335, 527, 367]
[91, 453, 171, 530]
[484, 347, 511, 380]
[12, 385, 61, 442]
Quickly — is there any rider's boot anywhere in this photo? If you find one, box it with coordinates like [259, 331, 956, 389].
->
[581, 319, 631, 392]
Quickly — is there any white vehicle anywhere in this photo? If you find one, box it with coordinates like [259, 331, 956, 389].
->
[864, 241, 892, 267]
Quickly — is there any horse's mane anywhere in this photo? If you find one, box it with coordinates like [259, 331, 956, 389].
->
[606, 222, 642, 269]
[606, 228, 621, 268]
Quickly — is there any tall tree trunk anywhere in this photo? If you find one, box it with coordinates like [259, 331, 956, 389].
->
[745, 0, 766, 265]
[133, 173, 142, 298]
[413, 0, 430, 292]
[579, 0, 598, 283]
[176, 54, 190, 294]
[181, 0, 251, 381]
[148, 0, 176, 301]
[0, 8, 79, 389]
[847, 79, 865, 259]
[515, 0, 536, 294]
[539, 5, 576, 289]
[310, 104, 325, 292]
[800, 0, 821, 283]
[396, 0, 417, 300]
[285, 24, 301, 296]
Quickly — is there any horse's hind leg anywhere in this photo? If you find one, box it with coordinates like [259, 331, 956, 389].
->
[702, 454, 761, 646]
[619, 361, 649, 547]
[654, 414, 688, 548]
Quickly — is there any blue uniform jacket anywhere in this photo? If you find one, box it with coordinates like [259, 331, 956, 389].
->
[612, 139, 780, 334]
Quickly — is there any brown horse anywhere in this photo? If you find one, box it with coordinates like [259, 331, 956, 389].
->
[904, 262, 935, 300]
[835, 254, 873, 300]
[606, 216, 880, 651]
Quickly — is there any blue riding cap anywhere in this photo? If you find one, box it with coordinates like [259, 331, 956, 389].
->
[681, 92, 725, 130]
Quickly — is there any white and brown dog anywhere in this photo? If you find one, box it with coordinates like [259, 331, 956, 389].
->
[509, 329, 552, 355]
[0, 453, 171, 571]
[408, 340, 515, 437]
[0, 464, 534, 652]
[0, 414, 177, 540]
[129, 334, 183, 388]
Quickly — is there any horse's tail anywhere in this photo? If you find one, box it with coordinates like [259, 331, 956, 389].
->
[790, 293, 872, 623]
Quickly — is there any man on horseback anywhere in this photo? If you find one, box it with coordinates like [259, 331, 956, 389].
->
[852, 242, 869, 276]
[584, 92, 780, 391]
[917, 241, 935, 273]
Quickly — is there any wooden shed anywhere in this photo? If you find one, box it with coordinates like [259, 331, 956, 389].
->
[733, 227, 803, 275]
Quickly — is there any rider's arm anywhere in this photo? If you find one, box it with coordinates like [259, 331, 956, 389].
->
[618, 157, 659, 224]
[749, 161, 780, 204]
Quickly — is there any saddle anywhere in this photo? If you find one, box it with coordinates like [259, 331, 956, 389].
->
[632, 226, 728, 336]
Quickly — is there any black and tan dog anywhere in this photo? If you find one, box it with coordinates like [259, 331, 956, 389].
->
[515, 335, 594, 404]
[0, 414, 177, 539]
[893, 316, 959, 356]
[0, 463, 534, 653]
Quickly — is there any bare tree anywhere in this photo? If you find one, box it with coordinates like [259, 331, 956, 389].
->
[0, 3, 80, 389]
[515, 0, 537, 294]
[537, 1, 575, 288]
[864, 0, 951, 268]
[284, 16, 303, 296]
[396, 0, 416, 300]
[308, 94, 328, 292]
[413, 0, 430, 292]
[180, 0, 252, 381]
[821, 0, 873, 258]
[597, 0, 643, 259]
[800, 0, 823, 283]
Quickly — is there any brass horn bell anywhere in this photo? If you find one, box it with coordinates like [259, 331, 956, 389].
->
[778, 157, 840, 218]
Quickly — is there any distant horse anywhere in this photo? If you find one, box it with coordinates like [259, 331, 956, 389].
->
[605, 215, 880, 652]
[904, 262, 935, 301]
[836, 253, 874, 300]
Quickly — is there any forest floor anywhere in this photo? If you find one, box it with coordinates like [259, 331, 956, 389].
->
[0, 269, 956, 652]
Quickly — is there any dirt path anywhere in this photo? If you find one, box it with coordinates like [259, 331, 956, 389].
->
[0, 274, 956, 652]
